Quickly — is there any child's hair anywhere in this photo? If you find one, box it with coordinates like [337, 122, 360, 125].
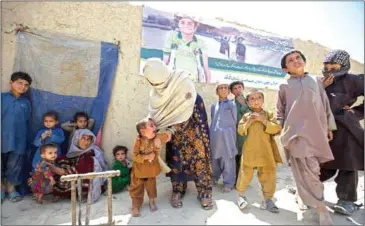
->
[10, 72, 33, 85]
[136, 117, 154, 136]
[281, 50, 307, 69]
[113, 145, 128, 157]
[43, 111, 59, 121]
[73, 112, 90, 122]
[229, 81, 244, 91]
[40, 143, 58, 155]
[246, 88, 265, 100]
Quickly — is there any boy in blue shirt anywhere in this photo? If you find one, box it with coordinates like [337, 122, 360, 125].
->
[1, 72, 32, 203]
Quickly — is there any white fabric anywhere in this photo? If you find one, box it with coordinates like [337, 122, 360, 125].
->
[142, 58, 197, 129]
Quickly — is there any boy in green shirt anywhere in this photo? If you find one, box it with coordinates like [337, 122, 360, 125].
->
[163, 15, 211, 83]
[112, 145, 131, 193]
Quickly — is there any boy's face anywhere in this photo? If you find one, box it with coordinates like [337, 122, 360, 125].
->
[216, 84, 229, 99]
[140, 120, 157, 139]
[283, 52, 306, 75]
[247, 92, 264, 110]
[76, 116, 88, 129]
[44, 116, 58, 129]
[79, 135, 92, 149]
[41, 147, 58, 162]
[9, 79, 30, 96]
[231, 84, 243, 97]
[115, 150, 126, 162]
[178, 18, 196, 35]
[323, 63, 341, 73]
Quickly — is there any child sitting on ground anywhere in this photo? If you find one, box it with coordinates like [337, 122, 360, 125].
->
[28, 143, 59, 204]
[61, 112, 95, 148]
[129, 117, 171, 217]
[236, 89, 282, 213]
[112, 145, 131, 193]
[32, 111, 65, 170]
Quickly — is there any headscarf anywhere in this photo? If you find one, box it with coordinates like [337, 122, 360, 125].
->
[67, 129, 108, 170]
[142, 58, 197, 129]
[322, 50, 350, 77]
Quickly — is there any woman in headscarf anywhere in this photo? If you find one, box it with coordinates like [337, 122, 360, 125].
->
[142, 58, 214, 210]
[320, 50, 364, 216]
[51, 129, 109, 203]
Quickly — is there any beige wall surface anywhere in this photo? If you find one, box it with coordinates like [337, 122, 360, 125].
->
[2, 2, 363, 163]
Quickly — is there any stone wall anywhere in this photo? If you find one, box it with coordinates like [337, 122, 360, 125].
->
[2, 2, 363, 163]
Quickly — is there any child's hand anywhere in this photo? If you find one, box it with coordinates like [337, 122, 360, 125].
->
[327, 130, 333, 142]
[50, 177, 56, 185]
[48, 129, 52, 137]
[165, 131, 172, 142]
[147, 152, 156, 162]
[41, 131, 49, 140]
[154, 138, 162, 149]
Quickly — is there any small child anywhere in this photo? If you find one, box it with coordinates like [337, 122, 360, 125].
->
[210, 83, 237, 192]
[1, 72, 32, 203]
[28, 143, 58, 204]
[61, 112, 95, 148]
[32, 111, 65, 170]
[112, 145, 131, 193]
[129, 118, 171, 217]
[236, 89, 282, 213]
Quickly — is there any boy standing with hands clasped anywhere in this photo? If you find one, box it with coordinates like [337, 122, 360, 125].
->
[129, 118, 171, 217]
[236, 89, 282, 213]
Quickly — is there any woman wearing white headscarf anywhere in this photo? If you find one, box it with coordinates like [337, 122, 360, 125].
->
[52, 129, 109, 203]
[142, 58, 214, 210]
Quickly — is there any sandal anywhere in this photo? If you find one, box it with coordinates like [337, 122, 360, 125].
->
[200, 197, 214, 210]
[261, 199, 279, 213]
[237, 196, 248, 210]
[333, 200, 362, 216]
[171, 193, 183, 208]
[8, 191, 22, 203]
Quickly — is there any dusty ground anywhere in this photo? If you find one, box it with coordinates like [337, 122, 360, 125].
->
[1, 165, 364, 225]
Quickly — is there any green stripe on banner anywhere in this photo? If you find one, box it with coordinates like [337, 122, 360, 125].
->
[140, 48, 287, 78]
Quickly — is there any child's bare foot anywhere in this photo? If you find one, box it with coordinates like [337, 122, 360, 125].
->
[132, 208, 140, 217]
[149, 199, 158, 212]
[317, 206, 333, 225]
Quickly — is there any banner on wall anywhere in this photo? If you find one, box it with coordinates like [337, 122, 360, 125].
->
[139, 6, 294, 89]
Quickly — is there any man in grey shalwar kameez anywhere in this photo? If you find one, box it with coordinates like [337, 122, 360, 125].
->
[278, 50, 336, 225]
[210, 83, 238, 192]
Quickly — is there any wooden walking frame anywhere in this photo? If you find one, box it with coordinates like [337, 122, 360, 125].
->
[60, 170, 120, 226]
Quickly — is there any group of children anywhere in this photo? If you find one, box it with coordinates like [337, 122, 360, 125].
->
[2, 49, 359, 225]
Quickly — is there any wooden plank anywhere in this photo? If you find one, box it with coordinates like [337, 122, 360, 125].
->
[85, 181, 93, 225]
[71, 181, 77, 226]
[77, 179, 82, 225]
[60, 170, 120, 182]
[107, 178, 113, 225]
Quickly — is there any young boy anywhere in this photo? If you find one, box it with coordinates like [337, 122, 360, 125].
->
[229, 81, 251, 181]
[61, 112, 95, 148]
[112, 145, 131, 193]
[236, 89, 282, 213]
[210, 83, 237, 192]
[1, 71, 32, 203]
[278, 50, 336, 225]
[32, 111, 65, 169]
[129, 118, 171, 217]
[163, 14, 211, 83]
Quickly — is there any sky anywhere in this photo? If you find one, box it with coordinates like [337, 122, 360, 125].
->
[131, 1, 364, 63]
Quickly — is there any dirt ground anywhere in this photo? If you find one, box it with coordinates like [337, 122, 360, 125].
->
[1, 165, 364, 225]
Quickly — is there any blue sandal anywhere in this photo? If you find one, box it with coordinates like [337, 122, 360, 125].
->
[8, 191, 22, 203]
